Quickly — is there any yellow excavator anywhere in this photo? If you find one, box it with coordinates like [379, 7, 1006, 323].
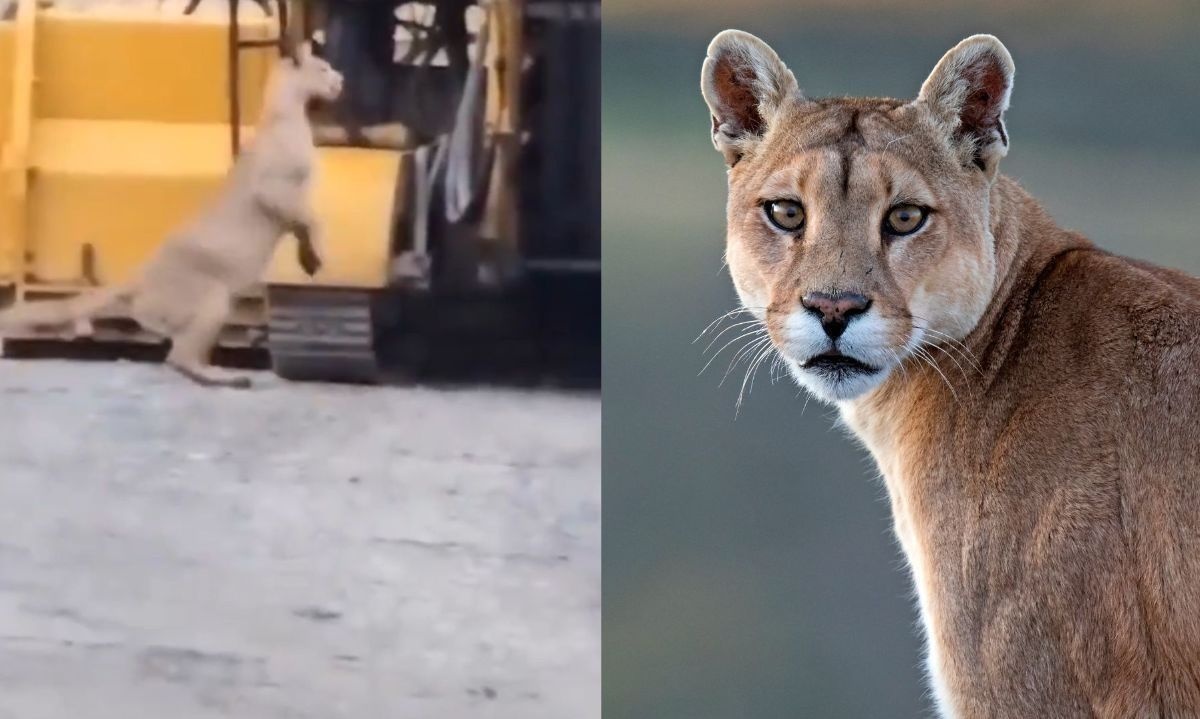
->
[0, 0, 599, 383]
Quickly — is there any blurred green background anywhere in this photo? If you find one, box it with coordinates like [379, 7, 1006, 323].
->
[602, 1, 1200, 717]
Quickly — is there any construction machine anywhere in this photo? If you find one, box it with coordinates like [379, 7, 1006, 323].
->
[0, 0, 600, 383]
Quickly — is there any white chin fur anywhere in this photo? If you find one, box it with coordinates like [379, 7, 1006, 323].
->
[779, 308, 899, 403]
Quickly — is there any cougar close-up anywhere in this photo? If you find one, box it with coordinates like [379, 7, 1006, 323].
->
[697, 26, 1200, 719]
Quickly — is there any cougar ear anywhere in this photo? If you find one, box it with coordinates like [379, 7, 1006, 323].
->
[701, 30, 801, 167]
[917, 34, 1014, 176]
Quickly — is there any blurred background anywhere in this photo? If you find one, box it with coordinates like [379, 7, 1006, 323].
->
[603, 1, 1200, 717]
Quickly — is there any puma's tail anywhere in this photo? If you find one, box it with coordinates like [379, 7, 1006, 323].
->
[0, 284, 133, 333]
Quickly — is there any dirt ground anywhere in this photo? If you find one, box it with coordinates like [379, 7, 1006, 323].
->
[0, 358, 600, 719]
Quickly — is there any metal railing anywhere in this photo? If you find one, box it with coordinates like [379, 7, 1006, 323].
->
[220, 0, 292, 156]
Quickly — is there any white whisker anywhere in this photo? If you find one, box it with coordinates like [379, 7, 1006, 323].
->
[722, 335, 772, 386]
[911, 345, 958, 402]
[698, 327, 768, 377]
[736, 341, 777, 417]
[700, 319, 764, 353]
[907, 313, 984, 375]
[921, 340, 972, 385]
[746, 341, 777, 397]
[914, 327, 983, 376]
[694, 307, 759, 342]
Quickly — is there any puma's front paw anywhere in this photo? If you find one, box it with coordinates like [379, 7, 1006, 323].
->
[293, 223, 311, 245]
[298, 241, 323, 277]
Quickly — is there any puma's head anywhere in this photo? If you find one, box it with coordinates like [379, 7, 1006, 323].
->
[701, 32, 1014, 402]
[284, 41, 344, 103]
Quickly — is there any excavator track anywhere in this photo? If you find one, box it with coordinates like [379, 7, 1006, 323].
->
[266, 286, 380, 384]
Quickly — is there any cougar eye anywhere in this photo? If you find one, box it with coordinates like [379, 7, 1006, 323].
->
[764, 200, 805, 232]
[883, 204, 928, 237]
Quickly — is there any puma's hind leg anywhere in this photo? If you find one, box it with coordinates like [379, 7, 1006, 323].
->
[163, 288, 253, 389]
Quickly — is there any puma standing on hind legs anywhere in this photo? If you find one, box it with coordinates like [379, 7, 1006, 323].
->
[0, 42, 342, 389]
[703, 31, 1200, 717]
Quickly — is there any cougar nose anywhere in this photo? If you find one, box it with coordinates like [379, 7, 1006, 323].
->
[801, 291, 872, 340]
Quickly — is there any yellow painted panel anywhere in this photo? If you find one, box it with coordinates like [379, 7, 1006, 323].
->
[28, 121, 401, 291]
[0, 22, 16, 282]
[35, 9, 274, 123]
[28, 119, 240, 284]
[31, 118, 242, 176]
[0, 24, 15, 144]
[28, 173, 220, 285]
[268, 147, 403, 290]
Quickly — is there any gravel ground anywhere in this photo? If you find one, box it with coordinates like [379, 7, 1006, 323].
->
[0, 358, 600, 719]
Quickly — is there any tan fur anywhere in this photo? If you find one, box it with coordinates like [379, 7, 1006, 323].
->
[0, 43, 343, 388]
[703, 31, 1200, 717]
